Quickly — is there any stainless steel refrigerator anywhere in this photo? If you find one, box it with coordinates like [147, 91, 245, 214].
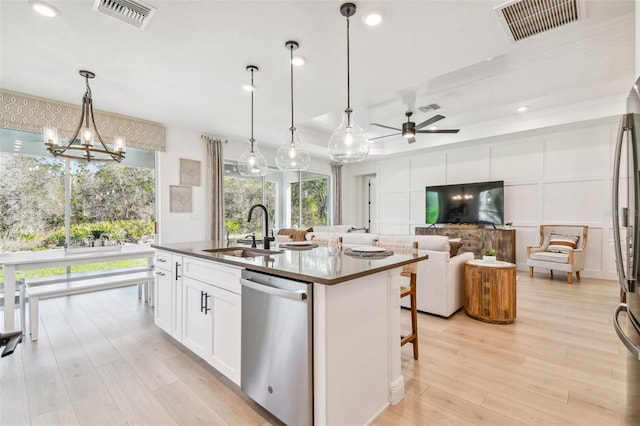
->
[611, 75, 640, 424]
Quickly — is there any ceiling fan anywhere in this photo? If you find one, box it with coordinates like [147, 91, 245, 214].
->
[370, 111, 460, 144]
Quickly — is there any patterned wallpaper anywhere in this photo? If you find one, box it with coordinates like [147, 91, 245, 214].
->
[0, 89, 166, 152]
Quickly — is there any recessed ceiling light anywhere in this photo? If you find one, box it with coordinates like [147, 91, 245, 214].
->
[30, 1, 59, 17]
[363, 11, 382, 26]
[291, 55, 306, 66]
[517, 106, 528, 113]
[242, 84, 255, 92]
[429, 126, 438, 130]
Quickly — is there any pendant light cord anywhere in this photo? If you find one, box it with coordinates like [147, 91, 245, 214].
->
[289, 44, 295, 144]
[345, 7, 352, 126]
[250, 68, 255, 152]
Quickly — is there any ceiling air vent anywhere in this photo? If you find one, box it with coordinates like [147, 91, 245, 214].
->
[418, 104, 441, 113]
[92, 0, 156, 30]
[494, 0, 583, 43]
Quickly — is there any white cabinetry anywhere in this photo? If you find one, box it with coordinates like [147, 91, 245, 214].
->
[154, 252, 242, 385]
[153, 250, 182, 340]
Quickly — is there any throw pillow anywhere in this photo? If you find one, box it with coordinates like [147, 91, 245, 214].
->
[547, 233, 579, 253]
[448, 238, 463, 257]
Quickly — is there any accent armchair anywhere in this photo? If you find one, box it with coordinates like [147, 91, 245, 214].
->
[527, 225, 588, 284]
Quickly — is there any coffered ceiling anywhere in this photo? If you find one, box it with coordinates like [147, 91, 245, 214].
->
[0, 0, 636, 160]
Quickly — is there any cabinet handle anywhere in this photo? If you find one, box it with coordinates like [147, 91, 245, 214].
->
[200, 290, 205, 313]
[204, 292, 211, 315]
[155, 271, 165, 276]
[157, 258, 167, 263]
[175, 262, 181, 280]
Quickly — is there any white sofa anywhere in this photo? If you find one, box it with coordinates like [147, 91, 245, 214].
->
[307, 231, 473, 317]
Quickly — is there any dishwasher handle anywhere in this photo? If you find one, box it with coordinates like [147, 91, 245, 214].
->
[240, 277, 307, 301]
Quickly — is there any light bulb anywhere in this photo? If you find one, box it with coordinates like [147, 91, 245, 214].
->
[43, 126, 59, 146]
[238, 140, 268, 177]
[114, 136, 126, 153]
[81, 128, 94, 146]
[328, 111, 369, 162]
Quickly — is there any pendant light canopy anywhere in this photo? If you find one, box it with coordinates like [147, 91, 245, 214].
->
[328, 2, 369, 163]
[238, 65, 268, 177]
[275, 40, 310, 171]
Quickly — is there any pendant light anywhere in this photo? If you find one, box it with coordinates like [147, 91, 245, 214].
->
[275, 41, 310, 171]
[238, 65, 268, 177]
[328, 2, 369, 162]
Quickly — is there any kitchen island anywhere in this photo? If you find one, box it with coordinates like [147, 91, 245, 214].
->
[152, 240, 427, 426]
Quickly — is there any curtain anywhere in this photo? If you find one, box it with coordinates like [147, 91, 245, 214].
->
[331, 163, 343, 225]
[204, 135, 225, 240]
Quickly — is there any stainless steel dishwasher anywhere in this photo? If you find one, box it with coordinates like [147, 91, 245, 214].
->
[240, 269, 313, 426]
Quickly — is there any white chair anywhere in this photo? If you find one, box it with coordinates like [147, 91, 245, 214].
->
[527, 225, 588, 284]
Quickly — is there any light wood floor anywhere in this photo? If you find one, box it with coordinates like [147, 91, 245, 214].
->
[0, 273, 636, 425]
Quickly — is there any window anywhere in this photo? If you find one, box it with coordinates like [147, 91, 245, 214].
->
[291, 171, 329, 228]
[222, 163, 330, 238]
[223, 163, 277, 240]
[0, 129, 156, 254]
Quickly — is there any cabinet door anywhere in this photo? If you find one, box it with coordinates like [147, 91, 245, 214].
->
[209, 285, 241, 385]
[154, 266, 173, 334]
[182, 276, 212, 359]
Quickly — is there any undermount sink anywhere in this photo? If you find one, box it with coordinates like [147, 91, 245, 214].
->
[203, 247, 283, 258]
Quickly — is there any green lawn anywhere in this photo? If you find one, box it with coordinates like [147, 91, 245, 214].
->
[0, 259, 148, 283]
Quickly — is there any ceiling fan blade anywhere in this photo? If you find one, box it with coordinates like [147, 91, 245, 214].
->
[370, 123, 401, 131]
[368, 132, 401, 141]
[416, 129, 460, 134]
[415, 114, 445, 129]
[407, 136, 417, 144]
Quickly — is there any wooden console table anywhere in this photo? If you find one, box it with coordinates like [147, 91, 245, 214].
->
[416, 226, 516, 263]
[464, 259, 516, 324]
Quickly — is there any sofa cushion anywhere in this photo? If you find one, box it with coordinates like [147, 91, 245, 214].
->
[530, 251, 569, 263]
[547, 233, 579, 253]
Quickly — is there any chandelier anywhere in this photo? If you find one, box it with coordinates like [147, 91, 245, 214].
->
[44, 70, 126, 163]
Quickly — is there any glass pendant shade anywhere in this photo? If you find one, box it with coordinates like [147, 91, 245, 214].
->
[329, 111, 369, 162]
[238, 140, 268, 177]
[275, 128, 310, 171]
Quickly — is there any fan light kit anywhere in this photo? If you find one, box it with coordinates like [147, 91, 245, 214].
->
[44, 70, 126, 162]
[275, 41, 310, 171]
[328, 2, 369, 163]
[370, 111, 460, 144]
[238, 65, 268, 177]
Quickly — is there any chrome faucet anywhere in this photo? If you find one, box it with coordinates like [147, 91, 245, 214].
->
[247, 204, 275, 250]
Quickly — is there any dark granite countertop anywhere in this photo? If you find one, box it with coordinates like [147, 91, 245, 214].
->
[151, 240, 428, 285]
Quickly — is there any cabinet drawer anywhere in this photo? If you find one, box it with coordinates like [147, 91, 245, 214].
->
[154, 250, 172, 271]
[183, 257, 242, 294]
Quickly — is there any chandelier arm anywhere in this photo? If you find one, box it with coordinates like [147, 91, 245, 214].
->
[88, 101, 122, 162]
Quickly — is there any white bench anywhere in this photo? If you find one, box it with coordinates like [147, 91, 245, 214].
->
[26, 270, 154, 341]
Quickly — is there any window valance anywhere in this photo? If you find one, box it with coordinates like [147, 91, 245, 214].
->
[0, 89, 166, 152]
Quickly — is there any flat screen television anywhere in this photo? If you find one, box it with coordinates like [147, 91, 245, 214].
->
[425, 180, 504, 225]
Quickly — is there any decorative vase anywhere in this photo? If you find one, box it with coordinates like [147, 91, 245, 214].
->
[483, 255, 497, 262]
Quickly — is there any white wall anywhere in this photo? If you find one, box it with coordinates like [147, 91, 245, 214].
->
[157, 127, 332, 243]
[343, 117, 621, 280]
